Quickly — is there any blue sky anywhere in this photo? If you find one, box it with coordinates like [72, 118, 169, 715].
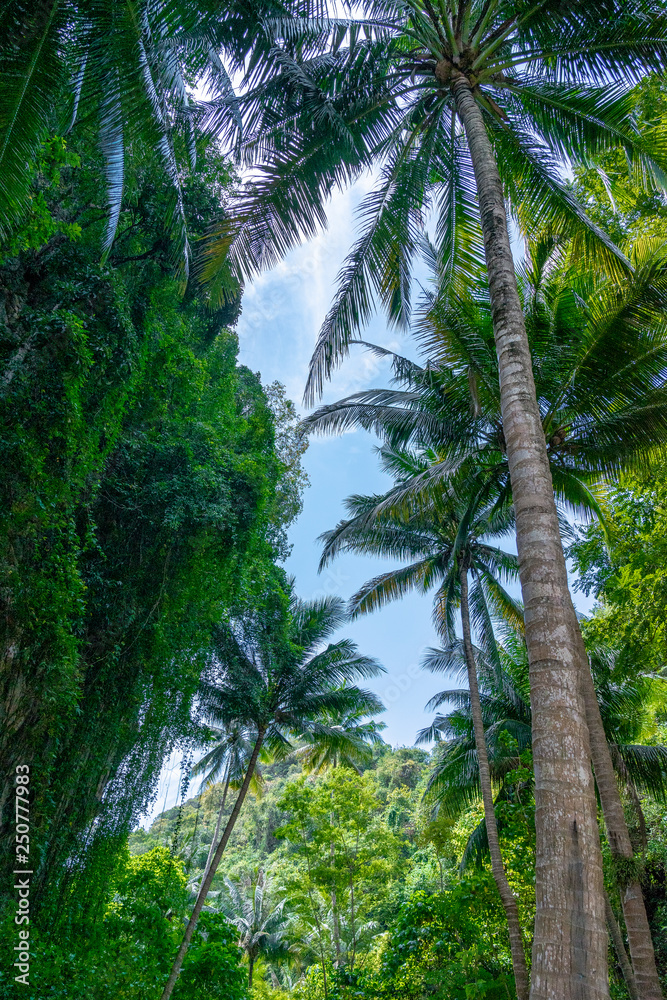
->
[236, 176, 442, 750]
[141, 177, 595, 825]
[235, 177, 594, 749]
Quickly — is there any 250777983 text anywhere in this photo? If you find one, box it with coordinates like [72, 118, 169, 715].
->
[13, 765, 30, 986]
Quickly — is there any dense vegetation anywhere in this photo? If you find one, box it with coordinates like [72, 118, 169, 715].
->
[3, 2, 667, 1000]
[0, 124, 307, 980]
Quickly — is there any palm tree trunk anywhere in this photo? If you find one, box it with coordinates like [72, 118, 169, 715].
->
[248, 955, 255, 988]
[451, 72, 608, 1000]
[200, 769, 231, 891]
[160, 728, 266, 1000]
[330, 765, 343, 967]
[331, 841, 342, 967]
[605, 893, 639, 1000]
[349, 873, 356, 973]
[460, 569, 529, 1000]
[581, 667, 662, 999]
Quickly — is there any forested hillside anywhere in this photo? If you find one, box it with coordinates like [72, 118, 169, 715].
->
[3, 3, 667, 1000]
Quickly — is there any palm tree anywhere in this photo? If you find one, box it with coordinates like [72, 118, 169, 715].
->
[159, 585, 385, 1000]
[422, 629, 667, 999]
[190, 723, 263, 890]
[218, 8, 667, 988]
[220, 868, 289, 987]
[306, 239, 667, 996]
[421, 632, 667, 857]
[305, 239, 667, 524]
[319, 457, 530, 999]
[298, 903, 380, 974]
[0, 0, 281, 251]
[295, 700, 386, 966]
[296, 702, 386, 774]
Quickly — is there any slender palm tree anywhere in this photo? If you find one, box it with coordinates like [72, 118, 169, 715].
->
[296, 702, 386, 774]
[421, 632, 667, 861]
[159, 586, 385, 1000]
[295, 699, 386, 966]
[220, 868, 289, 987]
[305, 239, 667, 521]
[298, 904, 380, 973]
[190, 723, 263, 889]
[319, 458, 530, 1000]
[422, 628, 667, 997]
[214, 8, 667, 989]
[307, 239, 667, 996]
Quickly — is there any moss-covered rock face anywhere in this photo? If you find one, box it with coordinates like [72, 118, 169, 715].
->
[0, 135, 288, 921]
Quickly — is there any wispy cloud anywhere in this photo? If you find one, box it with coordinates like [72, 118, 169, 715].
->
[236, 171, 411, 409]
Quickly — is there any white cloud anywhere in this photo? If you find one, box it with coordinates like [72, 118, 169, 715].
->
[236, 170, 406, 407]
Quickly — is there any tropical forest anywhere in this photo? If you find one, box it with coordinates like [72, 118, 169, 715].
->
[4, 3, 667, 1000]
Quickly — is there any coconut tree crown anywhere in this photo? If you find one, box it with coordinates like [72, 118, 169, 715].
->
[202, 0, 667, 398]
[304, 239, 667, 517]
[198, 589, 385, 758]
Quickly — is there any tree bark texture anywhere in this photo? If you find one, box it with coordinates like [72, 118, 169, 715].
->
[160, 729, 265, 1000]
[581, 667, 662, 1000]
[200, 769, 231, 891]
[460, 570, 530, 1000]
[605, 893, 639, 1000]
[452, 72, 608, 1000]
[331, 838, 342, 967]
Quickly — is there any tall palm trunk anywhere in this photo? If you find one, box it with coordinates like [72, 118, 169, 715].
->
[200, 769, 231, 891]
[331, 839, 342, 966]
[581, 667, 662, 999]
[605, 893, 639, 1000]
[330, 765, 343, 967]
[460, 569, 529, 1000]
[451, 72, 608, 1000]
[160, 729, 266, 1000]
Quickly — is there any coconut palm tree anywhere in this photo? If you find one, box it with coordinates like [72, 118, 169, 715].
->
[216, 8, 667, 989]
[0, 0, 284, 251]
[421, 627, 667, 999]
[420, 632, 667, 862]
[319, 456, 530, 999]
[304, 238, 667, 521]
[307, 238, 667, 997]
[159, 585, 385, 1000]
[296, 702, 386, 774]
[190, 723, 263, 890]
[220, 868, 290, 987]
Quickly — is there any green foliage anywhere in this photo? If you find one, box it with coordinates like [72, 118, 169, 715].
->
[178, 911, 248, 1000]
[0, 0, 281, 249]
[0, 846, 247, 999]
[288, 881, 521, 1000]
[377, 887, 516, 1000]
[0, 128, 304, 924]
[570, 469, 667, 669]
[0, 137, 82, 261]
[572, 78, 667, 248]
[220, 868, 290, 983]
[275, 768, 404, 970]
